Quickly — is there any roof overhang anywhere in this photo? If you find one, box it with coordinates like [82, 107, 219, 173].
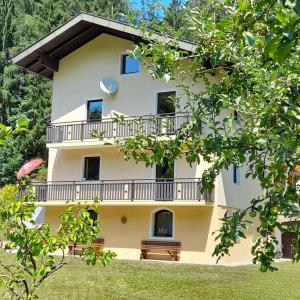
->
[11, 13, 196, 80]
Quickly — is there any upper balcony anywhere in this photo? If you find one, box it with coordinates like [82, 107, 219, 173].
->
[46, 113, 190, 149]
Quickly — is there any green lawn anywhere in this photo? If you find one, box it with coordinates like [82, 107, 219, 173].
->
[1, 252, 300, 300]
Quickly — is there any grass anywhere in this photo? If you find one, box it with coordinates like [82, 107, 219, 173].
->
[1, 252, 300, 300]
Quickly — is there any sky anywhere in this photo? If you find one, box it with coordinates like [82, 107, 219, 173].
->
[133, 0, 171, 9]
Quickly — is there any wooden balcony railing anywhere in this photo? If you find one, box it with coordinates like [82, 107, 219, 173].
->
[46, 113, 190, 143]
[32, 178, 213, 202]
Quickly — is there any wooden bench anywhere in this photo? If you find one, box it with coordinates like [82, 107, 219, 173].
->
[68, 238, 104, 256]
[140, 240, 181, 261]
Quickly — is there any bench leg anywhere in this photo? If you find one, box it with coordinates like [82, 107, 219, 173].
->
[68, 245, 73, 255]
[168, 250, 178, 261]
[173, 251, 178, 261]
[140, 249, 148, 260]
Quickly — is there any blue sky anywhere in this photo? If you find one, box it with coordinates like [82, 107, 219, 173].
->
[133, 0, 171, 8]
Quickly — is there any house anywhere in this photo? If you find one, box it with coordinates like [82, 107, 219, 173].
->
[12, 13, 264, 263]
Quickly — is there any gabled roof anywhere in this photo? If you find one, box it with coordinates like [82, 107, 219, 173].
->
[11, 12, 196, 80]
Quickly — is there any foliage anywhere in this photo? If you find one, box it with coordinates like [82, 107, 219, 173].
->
[0, 184, 115, 299]
[0, 122, 115, 299]
[120, 0, 300, 271]
[30, 166, 48, 182]
[0, 0, 131, 185]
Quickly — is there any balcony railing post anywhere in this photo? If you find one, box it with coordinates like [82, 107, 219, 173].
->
[72, 181, 76, 201]
[80, 122, 84, 141]
[198, 179, 201, 201]
[131, 180, 135, 201]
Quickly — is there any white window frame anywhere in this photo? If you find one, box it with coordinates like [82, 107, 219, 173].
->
[80, 154, 101, 181]
[233, 110, 241, 125]
[119, 52, 141, 76]
[231, 209, 241, 244]
[85, 98, 104, 122]
[149, 208, 175, 240]
[87, 208, 99, 222]
[154, 89, 178, 115]
[233, 165, 241, 185]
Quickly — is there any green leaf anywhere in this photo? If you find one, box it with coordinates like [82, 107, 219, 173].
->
[244, 32, 256, 47]
[294, 0, 300, 15]
[16, 116, 29, 128]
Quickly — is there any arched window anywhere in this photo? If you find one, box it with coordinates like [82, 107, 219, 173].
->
[88, 209, 98, 225]
[153, 209, 173, 238]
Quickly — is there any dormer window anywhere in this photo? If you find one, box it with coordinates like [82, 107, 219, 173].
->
[121, 54, 140, 74]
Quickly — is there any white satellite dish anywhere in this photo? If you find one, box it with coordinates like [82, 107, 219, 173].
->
[100, 77, 118, 95]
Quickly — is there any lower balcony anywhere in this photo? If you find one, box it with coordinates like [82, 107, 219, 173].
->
[32, 178, 213, 205]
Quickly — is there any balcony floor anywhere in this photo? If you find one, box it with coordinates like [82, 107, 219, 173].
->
[36, 199, 213, 207]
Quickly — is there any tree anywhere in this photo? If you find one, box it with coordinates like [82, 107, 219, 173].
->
[138, 0, 164, 28]
[164, 0, 185, 30]
[0, 0, 131, 185]
[121, 0, 300, 271]
[0, 122, 115, 299]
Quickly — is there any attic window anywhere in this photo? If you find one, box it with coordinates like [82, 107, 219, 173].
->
[121, 54, 140, 74]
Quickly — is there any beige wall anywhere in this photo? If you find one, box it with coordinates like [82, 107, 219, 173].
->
[48, 147, 200, 182]
[216, 166, 261, 209]
[47, 147, 261, 208]
[51, 34, 201, 123]
[48, 32, 262, 209]
[45, 205, 256, 264]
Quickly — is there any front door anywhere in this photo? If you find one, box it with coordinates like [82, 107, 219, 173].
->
[156, 160, 174, 200]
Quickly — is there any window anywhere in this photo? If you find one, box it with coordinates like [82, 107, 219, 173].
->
[157, 91, 176, 116]
[231, 210, 241, 243]
[233, 165, 241, 184]
[84, 157, 100, 180]
[153, 209, 173, 238]
[87, 209, 98, 225]
[156, 160, 174, 200]
[87, 100, 103, 121]
[121, 54, 140, 74]
[156, 160, 174, 180]
[234, 110, 241, 125]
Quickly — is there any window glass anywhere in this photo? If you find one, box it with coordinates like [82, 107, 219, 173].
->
[121, 54, 140, 74]
[234, 110, 241, 125]
[154, 210, 173, 237]
[87, 100, 102, 121]
[157, 91, 176, 115]
[156, 160, 174, 180]
[233, 165, 241, 184]
[84, 157, 100, 180]
[87, 209, 98, 225]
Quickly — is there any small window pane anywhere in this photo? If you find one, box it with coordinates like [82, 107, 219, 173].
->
[156, 160, 174, 180]
[234, 110, 241, 125]
[154, 210, 173, 237]
[157, 91, 176, 115]
[84, 157, 100, 180]
[87, 100, 102, 121]
[121, 54, 140, 74]
[88, 209, 98, 225]
[233, 165, 241, 184]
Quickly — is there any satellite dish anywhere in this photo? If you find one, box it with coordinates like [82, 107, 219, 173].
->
[100, 77, 118, 95]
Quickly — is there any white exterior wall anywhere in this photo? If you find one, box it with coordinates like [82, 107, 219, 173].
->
[51, 34, 197, 122]
[48, 33, 261, 209]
